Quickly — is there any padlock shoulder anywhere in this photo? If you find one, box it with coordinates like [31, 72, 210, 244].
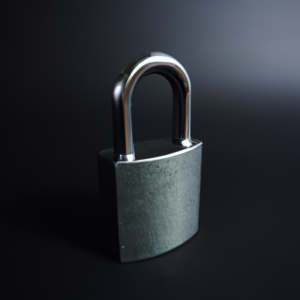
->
[99, 138, 202, 164]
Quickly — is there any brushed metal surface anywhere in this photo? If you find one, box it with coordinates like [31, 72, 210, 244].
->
[98, 138, 202, 263]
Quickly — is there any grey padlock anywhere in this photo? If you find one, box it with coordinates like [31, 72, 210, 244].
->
[98, 52, 202, 263]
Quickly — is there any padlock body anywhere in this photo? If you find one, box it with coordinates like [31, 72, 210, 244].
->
[98, 138, 202, 263]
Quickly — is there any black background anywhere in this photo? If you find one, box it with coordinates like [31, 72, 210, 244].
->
[1, 1, 300, 299]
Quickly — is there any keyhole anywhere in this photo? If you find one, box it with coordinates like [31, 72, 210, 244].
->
[131, 74, 172, 143]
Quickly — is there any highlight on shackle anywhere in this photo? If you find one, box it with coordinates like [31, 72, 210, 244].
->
[111, 52, 192, 161]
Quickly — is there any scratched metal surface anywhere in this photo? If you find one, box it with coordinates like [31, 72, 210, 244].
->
[115, 139, 202, 263]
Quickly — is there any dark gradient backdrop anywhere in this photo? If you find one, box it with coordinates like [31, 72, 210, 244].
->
[1, 1, 300, 299]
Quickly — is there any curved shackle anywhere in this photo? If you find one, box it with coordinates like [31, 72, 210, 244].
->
[112, 52, 192, 161]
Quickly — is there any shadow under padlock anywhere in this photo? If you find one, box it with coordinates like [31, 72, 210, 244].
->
[98, 52, 202, 263]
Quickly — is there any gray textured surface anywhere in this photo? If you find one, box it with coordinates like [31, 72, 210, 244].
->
[99, 139, 202, 263]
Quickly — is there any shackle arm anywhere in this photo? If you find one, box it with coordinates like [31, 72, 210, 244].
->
[111, 52, 192, 161]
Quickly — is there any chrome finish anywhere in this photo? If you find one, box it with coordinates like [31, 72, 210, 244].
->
[117, 153, 135, 162]
[112, 52, 192, 161]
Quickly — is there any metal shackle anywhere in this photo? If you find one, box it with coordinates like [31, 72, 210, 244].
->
[112, 52, 192, 161]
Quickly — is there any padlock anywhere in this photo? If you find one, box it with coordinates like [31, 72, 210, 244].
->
[98, 52, 202, 263]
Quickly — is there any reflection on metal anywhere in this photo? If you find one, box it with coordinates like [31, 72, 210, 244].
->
[98, 52, 202, 263]
[111, 52, 192, 161]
